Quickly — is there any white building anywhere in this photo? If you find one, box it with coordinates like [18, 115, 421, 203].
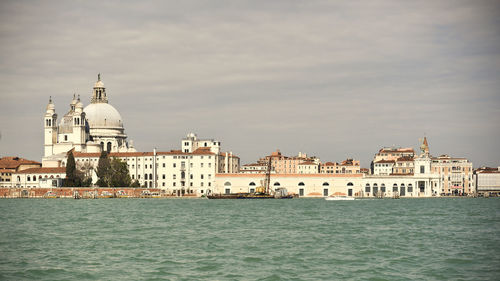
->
[72, 133, 239, 195]
[372, 160, 395, 175]
[474, 167, 500, 196]
[43, 74, 136, 167]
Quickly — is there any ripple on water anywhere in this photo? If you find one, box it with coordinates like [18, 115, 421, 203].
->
[0, 198, 499, 280]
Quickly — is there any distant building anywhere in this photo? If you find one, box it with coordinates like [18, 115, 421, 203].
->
[297, 161, 319, 174]
[72, 133, 239, 195]
[392, 156, 415, 175]
[371, 146, 414, 174]
[0, 157, 41, 187]
[431, 155, 474, 195]
[240, 163, 269, 174]
[12, 167, 66, 188]
[372, 160, 395, 175]
[320, 159, 360, 174]
[260, 150, 319, 174]
[474, 167, 500, 196]
[43, 75, 136, 167]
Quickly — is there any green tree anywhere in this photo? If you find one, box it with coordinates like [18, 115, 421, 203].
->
[65, 150, 78, 187]
[109, 158, 131, 187]
[96, 151, 111, 187]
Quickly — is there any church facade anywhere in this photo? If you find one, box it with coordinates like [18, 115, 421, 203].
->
[42, 75, 136, 167]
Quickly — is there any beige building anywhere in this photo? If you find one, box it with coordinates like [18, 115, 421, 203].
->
[260, 150, 319, 174]
[431, 155, 474, 195]
[320, 159, 361, 174]
[392, 157, 415, 174]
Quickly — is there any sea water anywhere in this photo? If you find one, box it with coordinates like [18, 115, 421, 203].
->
[0, 198, 499, 280]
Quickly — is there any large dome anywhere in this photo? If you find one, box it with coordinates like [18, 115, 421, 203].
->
[83, 103, 124, 129]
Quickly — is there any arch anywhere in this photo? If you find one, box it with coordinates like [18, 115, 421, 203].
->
[100, 142, 104, 150]
[400, 183, 406, 196]
[393, 183, 398, 192]
[249, 182, 256, 186]
[365, 183, 370, 193]
[27, 176, 31, 181]
[408, 184, 413, 193]
[224, 181, 231, 186]
[274, 182, 281, 186]
[107, 142, 112, 152]
[381, 183, 386, 192]
[149, 173, 153, 180]
[17, 176, 21, 182]
[347, 182, 354, 186]
[373, 183, 378, 196]
[298, 182, 305, 186]
[322, 182, 329, 186]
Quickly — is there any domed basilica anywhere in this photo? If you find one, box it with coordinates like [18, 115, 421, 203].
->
[43, 74, 136, 166]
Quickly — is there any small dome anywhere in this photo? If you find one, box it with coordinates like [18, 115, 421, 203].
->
[46, 98, 55, 114]
[83, 103, 123, 129]
[94, 80, 104, 88]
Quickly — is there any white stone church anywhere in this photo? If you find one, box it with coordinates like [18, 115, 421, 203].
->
[42, 74, 137, 167]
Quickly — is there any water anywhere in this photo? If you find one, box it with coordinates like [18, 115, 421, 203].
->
[0, 198, 499, 280]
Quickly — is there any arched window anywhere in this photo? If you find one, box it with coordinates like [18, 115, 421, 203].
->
[408, 184, 413, 193]
[365, 183, 370, 193]
[107, 142, 112, 152]
[322, 182, 329, 186]
[224, 182, 231, 186]
[373, 183, 378, 195]
[381, 184, 386, 192]
[393, 183, 398, 192]
[347, 182, 354, 186]
[17, 176, 20, 182]
[27, 176, 31, 181]
[100, 142, 104, 150]
[298, 182, 305, 186]
[274, 182, 281, 186]
[400, 184, 406, 196]
[249, 182, 256, 186]
[149, 173, 153, 180]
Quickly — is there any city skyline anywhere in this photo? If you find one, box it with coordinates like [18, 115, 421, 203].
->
[1, 0, 499, 167]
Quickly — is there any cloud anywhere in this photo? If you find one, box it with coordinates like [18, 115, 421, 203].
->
[0, 0, 499, 167]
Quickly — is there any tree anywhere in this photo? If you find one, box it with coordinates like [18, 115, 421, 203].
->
[77, 161, 94, 187]
[65, 150, 80, 187]
[109, 158, 131, 187]
[96, 151, 111, 187]
[130, 180, 140, 187]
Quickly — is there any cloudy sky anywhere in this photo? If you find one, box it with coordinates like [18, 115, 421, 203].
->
[0, 0, 499, 167]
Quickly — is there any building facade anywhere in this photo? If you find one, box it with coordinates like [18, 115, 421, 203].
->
[43, 75, 136, 167]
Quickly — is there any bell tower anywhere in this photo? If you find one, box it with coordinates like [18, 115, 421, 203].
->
[44, 96, 58, 157]
[91, 73, 108, 104]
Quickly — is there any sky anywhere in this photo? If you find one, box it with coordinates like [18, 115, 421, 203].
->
[0, 0, 499, 168]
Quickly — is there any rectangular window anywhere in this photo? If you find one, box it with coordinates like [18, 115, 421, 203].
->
[162, 163, 165, 168]
[420, 166, 425, 173]
[323, 188, 328, 196]
[201, 174, 204, 179]
[299, 188, 304, 196]
[225, 188, 230, 194]
[173, 163, 176, 168]
[162, 174, 165, 179]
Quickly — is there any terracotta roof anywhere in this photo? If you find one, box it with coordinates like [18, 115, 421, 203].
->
[243, 163, 266, 166]
[375, 160, 395, 164]
[0, 157, 41, 169]
[396, 156, 414, 162]
[322, 162, 336, 166]
[15, 167, 66, 174]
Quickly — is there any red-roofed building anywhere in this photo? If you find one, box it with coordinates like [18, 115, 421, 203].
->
[320, 159, 361, 174]
[0, 157, 42, 187]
